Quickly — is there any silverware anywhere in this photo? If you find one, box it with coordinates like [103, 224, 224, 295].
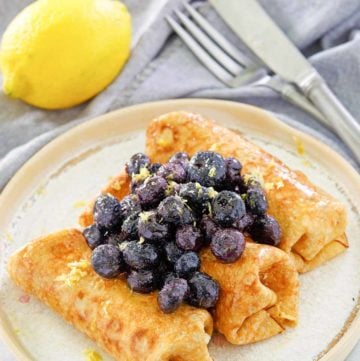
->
[165, 2, 326, 125]
[210, 0, 360, 162]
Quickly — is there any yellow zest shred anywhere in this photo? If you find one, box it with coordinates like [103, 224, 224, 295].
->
[208, 166, 216, 177]
[133, 167, 150, 182]
[73, 200, 87, 208]
[55, 259, 90, 287]
[293, 136, 305, 156]
[156, 128, 174, 148]
[83, 349, 103, 361]
[111, 178, 126, 191]
[207, 187, 217, 199]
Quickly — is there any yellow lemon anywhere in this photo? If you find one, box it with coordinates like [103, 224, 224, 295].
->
[0, 0, 131, 109]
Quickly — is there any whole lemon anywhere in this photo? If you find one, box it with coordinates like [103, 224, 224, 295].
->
[0, 0, 131, 109]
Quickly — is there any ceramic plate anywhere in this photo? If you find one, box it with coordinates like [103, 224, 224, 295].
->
[0, 99, 359, 361]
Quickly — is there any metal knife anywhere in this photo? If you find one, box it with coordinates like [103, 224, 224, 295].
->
[210, 0, 360, 162]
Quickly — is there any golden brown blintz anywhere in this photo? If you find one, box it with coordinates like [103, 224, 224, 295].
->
[79, 173, 299, 345]
[145, 111, 348, 273]
[201, 243, 299, 345]
[8, 229, 213, 361]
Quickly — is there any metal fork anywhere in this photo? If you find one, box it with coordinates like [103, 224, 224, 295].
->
[166, 2, 328, 126]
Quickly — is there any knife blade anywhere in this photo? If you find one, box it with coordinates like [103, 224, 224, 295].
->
[210, 0, 360, 162]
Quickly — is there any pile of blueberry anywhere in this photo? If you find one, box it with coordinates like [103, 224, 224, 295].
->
[83, 151, 281, 313]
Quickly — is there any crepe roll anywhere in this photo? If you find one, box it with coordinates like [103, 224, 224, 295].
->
[201, 242, 299, 345]
[145, 111, 348, 273]
[8, 229, 213, 361]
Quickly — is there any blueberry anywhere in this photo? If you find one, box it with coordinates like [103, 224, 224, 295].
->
[120, 195, 141, 219]
[157, 196, 194, 226]
[174, 252, 200, 279]
[178, 182, 212, 214]
[169, 152, 190, 166]
[138, 211, 169, 242]
[162, 271, 178, 286]
[210, 228, 245, 263]
[232, 213, 255, 232]
[126, 269, 157, 293]
[83, 224, 104, 249]
[121, 211, 140, 239]
[122, 241, 160, 270]
[224, 157, 242, 187]
[176, 225, 203, 251]
[126, 153, 150, 176]
[157, 162, 187, 183]
[149, 162, 162, 174]
[212, 191, 246, 226]
[158, 278, 189, 313]
[106, 231, 127, 246]
[188, 151, 226, 187]
[164, 242, 184, 264]
[91, 244, 125, 278]
[249, 215, 281, 246]
[239, 175, 262, 193]
[245, 188, 268, 215]
[199, 215, 219, 245]
[136, 176, 167, 209]
[93, 194, 122, 230]
[187, 272, 219, 309]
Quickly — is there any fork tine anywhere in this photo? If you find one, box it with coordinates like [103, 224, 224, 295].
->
[166, 16, 233, 85]
[174, 10, 243, 76]
[183, 2, 254, 67]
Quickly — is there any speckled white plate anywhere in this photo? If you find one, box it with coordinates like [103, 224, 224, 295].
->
[0, 99, 359, 361]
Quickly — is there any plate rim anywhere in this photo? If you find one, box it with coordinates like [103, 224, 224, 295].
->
[0, 98, 359, 361]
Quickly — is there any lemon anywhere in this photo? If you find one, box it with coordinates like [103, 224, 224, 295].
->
[0, 0, 131, 109]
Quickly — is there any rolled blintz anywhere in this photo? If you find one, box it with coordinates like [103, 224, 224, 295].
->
[201, 243, 299, 345]
[8, 229, 213, 361]
[145, 111, 348, 273]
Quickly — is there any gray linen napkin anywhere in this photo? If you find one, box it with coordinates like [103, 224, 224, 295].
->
[0, 1, 359, 360]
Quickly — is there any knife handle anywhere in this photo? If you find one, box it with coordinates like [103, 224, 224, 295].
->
[306, 77, 360, 163]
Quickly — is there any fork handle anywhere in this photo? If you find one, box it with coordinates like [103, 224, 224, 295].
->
[305, 76, 360, 163]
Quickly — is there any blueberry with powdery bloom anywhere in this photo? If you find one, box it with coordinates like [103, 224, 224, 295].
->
[125, 153, 150, 176]
[245, 187, 268, 215]
[157, 162, 187, 183]
[93, 194, 122, 231]
[178, 182, 213, 215]
[249, 215, 281, 246]
[164, 242, 184, 264]
[83, 224, 104, 250]
[174, 252, 200, 279]
[188, 151, 226, 188]
[211, 228, 245, 263]
[136, 175, 167, 210]
[91, 244, 125, 278]
[122, 241, 160, 270]
[169, 152, 190, 166]
[157, 196, 194, 226]
[232, 213, 255, 232]
[199, 215, 218, 245]
[120, 195, 141, 219]
[149, 162, 162, 175]
[187, 272, 219, 309]
[126, 269, 158, 293]
[224, 157, 242, 188]
[138, 211, 169, 242]
[158, 278, 189, 313]
[176, 225, 203, 251]
[212, 190, 246, 226]
[121, 211, 140, 239]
